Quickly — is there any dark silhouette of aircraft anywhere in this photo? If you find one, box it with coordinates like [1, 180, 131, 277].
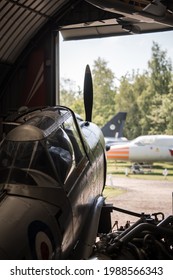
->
[0, 66, 173, 260]
[0, 65, 107, 259]
[101, 112, 128, 146]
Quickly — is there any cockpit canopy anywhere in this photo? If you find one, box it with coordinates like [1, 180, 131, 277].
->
[0, 107, 85, 186]
[132, 135, 173, 146]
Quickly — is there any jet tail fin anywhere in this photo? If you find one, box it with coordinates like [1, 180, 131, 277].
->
[101, 112, 127, 138]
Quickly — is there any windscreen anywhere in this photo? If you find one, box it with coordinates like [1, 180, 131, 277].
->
[0, 139, 57, 185]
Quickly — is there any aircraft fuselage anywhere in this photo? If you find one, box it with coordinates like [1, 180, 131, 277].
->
[106, 135, 173, 163]
[0, 106, 106, 259]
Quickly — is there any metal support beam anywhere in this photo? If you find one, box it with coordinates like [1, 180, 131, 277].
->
[56, 32, 60, 105]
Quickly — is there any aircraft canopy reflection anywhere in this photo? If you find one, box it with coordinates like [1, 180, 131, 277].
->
[0, 105, 106, 259]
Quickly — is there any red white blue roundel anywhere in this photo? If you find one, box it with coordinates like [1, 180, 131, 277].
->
[35, 231, 53, 259]
[28, 221, 55, 259]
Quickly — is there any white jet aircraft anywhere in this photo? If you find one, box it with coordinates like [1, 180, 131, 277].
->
[106, 135, 173, 163]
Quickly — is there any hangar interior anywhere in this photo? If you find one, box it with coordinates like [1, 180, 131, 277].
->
[0, 0, 173, 116]
[0, 0, 173, 260]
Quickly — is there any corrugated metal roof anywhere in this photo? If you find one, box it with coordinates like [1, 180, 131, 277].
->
[0, 0, 69, 63]
[1, 0, 173, 64]
[0, 0, 173, 112]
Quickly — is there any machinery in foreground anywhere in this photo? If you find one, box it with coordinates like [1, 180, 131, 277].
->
[93, 206, 173, 259]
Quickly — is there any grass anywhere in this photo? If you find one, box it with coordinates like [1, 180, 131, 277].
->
[106, 160, 173, 181]
[103, 186, 126, 198]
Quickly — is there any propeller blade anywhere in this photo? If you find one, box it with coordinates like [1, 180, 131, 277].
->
[83, 65, 93, 122]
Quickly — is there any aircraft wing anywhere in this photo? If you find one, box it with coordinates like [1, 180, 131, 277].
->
[60, 18, 173, 41]
[60, 0, 173, 40]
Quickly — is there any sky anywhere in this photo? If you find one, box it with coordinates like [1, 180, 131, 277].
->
[59, 30, 173, 89]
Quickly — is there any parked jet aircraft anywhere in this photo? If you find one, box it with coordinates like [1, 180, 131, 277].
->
[101, 112, 128, 146]
[106, 134, 173, 163]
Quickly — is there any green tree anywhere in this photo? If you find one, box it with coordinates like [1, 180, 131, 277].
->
[148, 42, 172, 95]
[156, 77, 173, 135]
[92, 57, 117, 126]
[60, 77, 84, 118]
[60, 42, 173, 137]
[119, 42, 173, 138]
[60, 78, 77, 107]
[114, 72, 145, 139]
[147, 42, 173, 134]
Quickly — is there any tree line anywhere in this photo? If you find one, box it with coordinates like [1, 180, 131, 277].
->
[60, 42, 173, 140]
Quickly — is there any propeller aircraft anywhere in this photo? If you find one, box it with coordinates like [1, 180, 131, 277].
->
[0, 66, 173, 260]
[0, 65, 107, 259]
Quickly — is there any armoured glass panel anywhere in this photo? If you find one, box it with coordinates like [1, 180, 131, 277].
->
[63, 116, 85, 164]
[47, 127, 75, 183]
[0, 139, 57, 184]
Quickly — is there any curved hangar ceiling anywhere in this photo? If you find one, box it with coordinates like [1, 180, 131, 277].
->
[0, 0, 173, 112]
[1, 0, 173, 64]
[0, 0, 75, 64]
[0, 0, 82, 107]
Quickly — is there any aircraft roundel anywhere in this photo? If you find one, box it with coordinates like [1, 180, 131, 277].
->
[28, 221, 55, 259]
[35, 231, 53, 259]
[110, 124, 116, 131]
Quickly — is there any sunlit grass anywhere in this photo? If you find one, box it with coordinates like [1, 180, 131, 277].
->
[103, 186, 126, 198]
[106, 160, 173, 181]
